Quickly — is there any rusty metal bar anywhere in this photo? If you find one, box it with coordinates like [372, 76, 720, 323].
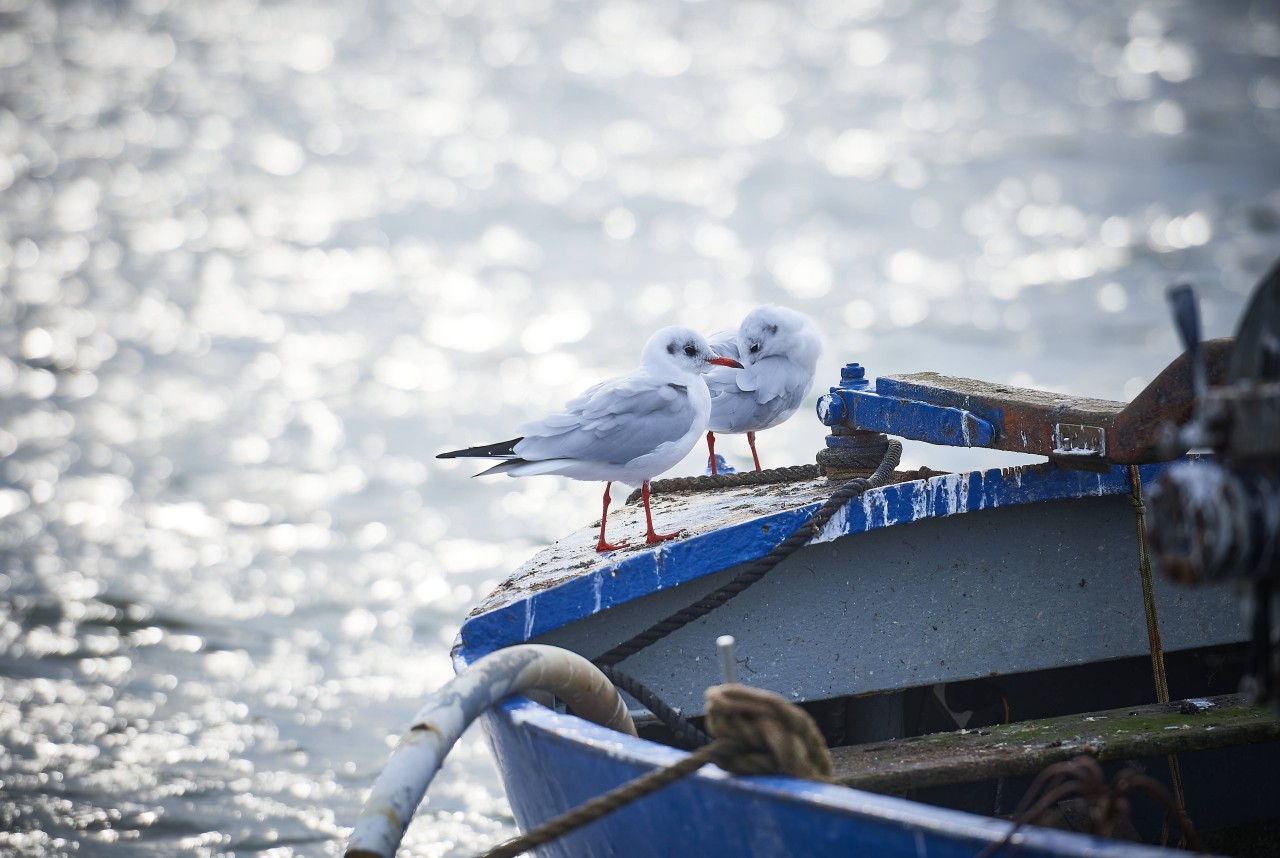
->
[816, 340, 1234, 465]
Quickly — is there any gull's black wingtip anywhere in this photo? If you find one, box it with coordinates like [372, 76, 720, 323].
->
[436, 437, 524, 459]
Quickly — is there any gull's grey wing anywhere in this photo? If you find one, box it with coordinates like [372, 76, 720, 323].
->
[705, 334, 744, 397]
[709, 355, 814, 433]
[514, 371, 699, 465]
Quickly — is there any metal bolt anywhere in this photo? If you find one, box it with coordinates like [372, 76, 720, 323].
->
[840, 363, 869, 390]
[816, 393, 846, 426]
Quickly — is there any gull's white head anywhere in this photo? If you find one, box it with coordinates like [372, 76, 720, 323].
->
[643, 326, 743, 376]
[736, 305, 822, 369]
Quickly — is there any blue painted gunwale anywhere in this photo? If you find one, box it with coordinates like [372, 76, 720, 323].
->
[451, 460, 1188, 857]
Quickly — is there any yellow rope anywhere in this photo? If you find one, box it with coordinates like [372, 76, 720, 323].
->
[1127, 465, 1188, 840]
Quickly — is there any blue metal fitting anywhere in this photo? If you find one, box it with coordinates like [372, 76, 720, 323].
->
[816, 380, 998, 448]
[840, 363, 869, 390]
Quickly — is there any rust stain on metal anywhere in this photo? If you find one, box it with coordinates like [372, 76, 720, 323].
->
[879, 339, 1233, 464]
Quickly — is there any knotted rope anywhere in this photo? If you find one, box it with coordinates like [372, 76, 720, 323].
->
[702, 684, 832, 780]
[476, 686, 831, 858]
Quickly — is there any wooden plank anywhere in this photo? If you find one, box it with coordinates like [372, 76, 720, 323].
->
[830, 694, 1280, 794]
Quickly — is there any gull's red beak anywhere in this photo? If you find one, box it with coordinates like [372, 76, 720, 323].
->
[707, 355, 743, 368]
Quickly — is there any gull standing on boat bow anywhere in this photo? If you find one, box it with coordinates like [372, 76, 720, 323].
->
[705, 305, 822, 474]
[437, 327, 742, 552]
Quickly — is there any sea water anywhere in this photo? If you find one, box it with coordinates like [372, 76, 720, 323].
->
[1, 0, 1277, 855]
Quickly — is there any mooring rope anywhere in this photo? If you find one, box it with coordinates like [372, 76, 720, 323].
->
[601, 446, 899, 751]
[476, 685, 831, 858]
[624, 464, 822, 504]
[596, 439, 902, 669]
[598, 665, 711, 749]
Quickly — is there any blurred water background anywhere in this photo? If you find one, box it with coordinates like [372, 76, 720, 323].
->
[1, 0, 1278, 854]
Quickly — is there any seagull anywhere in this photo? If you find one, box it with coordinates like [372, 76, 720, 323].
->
[704, 305, 822, 475]
[437, 326, 742, 552]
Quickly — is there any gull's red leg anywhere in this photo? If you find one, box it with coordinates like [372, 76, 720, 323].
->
[706, 431, 718, 475]
[642, 480, 682, 544]
[595, 482, 628, 552]
[747, 431, 762, 471]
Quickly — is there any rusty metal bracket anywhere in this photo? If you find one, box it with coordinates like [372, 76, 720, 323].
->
[816, 339, 1233, 465]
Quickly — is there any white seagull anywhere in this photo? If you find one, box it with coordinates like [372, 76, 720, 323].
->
[437, 326, 742, 552]
[704, 305, 822, 474]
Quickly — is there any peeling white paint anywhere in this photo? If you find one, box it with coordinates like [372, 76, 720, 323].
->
[860, 489, 891, 530]
[909, 482, 930, 521]
[815, 500, 852, 544]
[948, 473, 971, 514]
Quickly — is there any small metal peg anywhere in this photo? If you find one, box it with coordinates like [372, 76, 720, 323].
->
[1167, 284, 1207, 403]
[840, 363, 869, 390]
[716, 635, 739, 685]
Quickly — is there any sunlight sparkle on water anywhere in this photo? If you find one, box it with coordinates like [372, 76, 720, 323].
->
[0, 0, 1277, 854]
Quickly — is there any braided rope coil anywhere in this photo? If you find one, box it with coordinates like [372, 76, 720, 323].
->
[625, 464, 822, 505]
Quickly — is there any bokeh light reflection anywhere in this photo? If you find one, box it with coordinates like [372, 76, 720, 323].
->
[0, 0, 1276, 855]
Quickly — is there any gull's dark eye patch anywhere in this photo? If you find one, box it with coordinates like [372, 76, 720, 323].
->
[683, 343, 697, 357]
[766, 324, 778, 335]
[749, 342, 761, 353]
[667, 343, 677, 354]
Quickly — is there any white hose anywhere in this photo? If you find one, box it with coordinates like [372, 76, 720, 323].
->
[346, 644, 636, 858]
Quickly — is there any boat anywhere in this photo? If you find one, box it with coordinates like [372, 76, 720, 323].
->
[348, 266, 1280, 858]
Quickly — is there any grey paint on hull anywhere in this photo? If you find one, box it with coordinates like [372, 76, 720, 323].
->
[536, 495, 1245, 717]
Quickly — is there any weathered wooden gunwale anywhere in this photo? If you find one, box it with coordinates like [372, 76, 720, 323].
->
[829, 694, 1280, 794]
